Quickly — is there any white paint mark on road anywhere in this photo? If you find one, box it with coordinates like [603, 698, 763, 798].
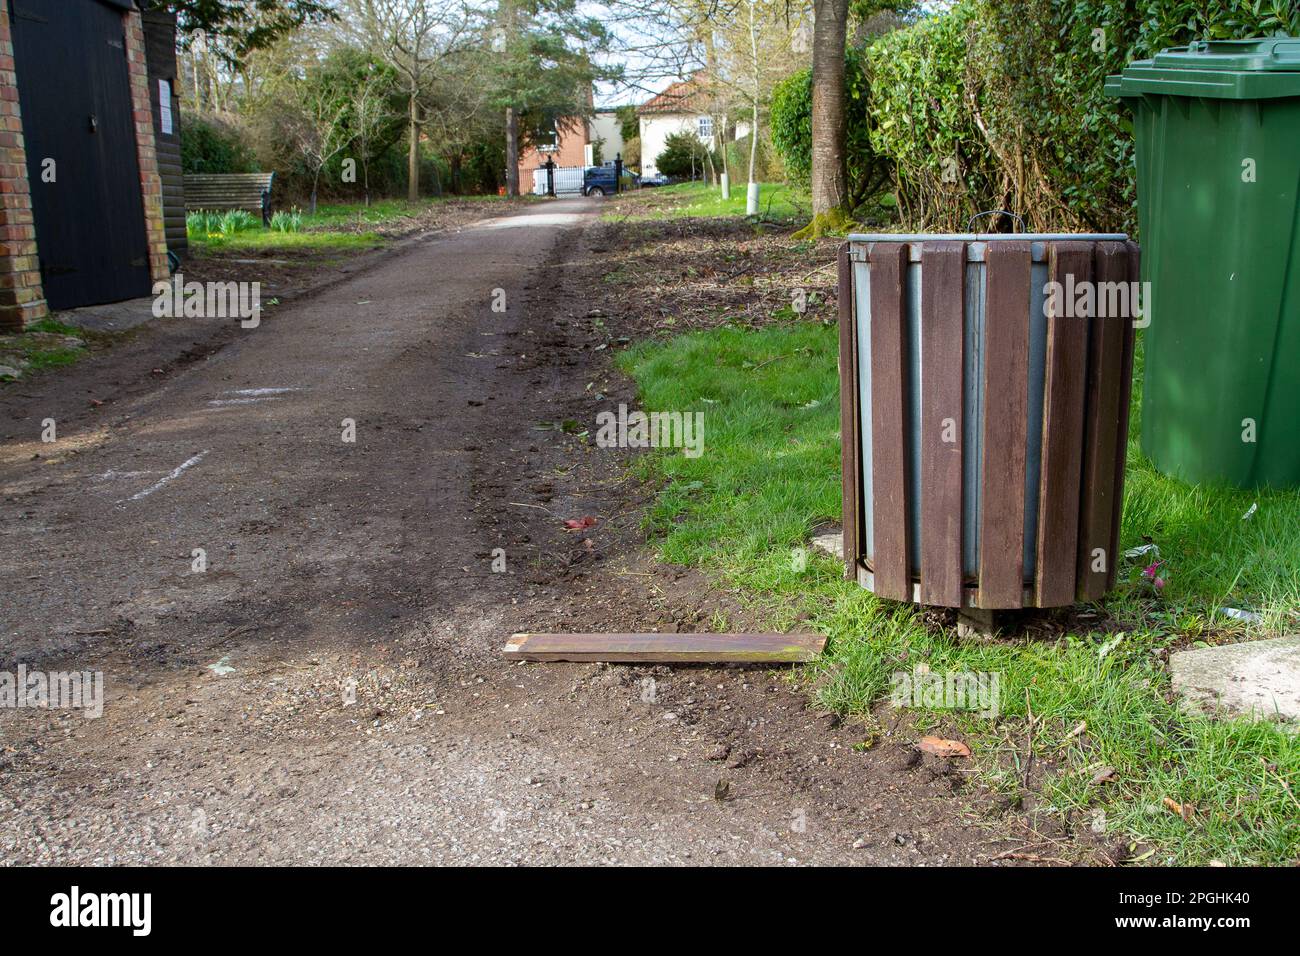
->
[122, 451, 208, 502]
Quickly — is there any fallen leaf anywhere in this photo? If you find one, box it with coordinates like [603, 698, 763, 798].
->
[917, 736, 971, 758]
[1090, 766, 1117, 786]
[563, 515, 597, 530]
[1162, 796, 1195, 821]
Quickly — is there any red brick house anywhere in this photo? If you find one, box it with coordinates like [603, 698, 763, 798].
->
[515, 115, 591, 190]
[0, 0, 170, 330]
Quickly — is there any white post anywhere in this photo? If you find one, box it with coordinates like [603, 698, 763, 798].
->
[746, 182, 760, 216]
[720, 171, 731, 200]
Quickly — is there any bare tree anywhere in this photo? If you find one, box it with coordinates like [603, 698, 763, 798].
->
[284, 70, 354, 214]
[350, 65, 399, 205]
[344, 0, 473, 201]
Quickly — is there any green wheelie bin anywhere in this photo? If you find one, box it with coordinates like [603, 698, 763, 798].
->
[1106, 38, 1300, 489]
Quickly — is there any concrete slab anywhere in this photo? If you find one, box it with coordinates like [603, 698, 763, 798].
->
[1171, 634, 1300, 722]
[811, 531, 843, 560]
[53, 296, 157, 333]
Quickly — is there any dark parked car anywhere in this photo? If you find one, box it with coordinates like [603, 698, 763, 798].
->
[582, 165, 617, 197]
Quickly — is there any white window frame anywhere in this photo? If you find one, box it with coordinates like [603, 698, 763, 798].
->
[697, 115, 713, 140]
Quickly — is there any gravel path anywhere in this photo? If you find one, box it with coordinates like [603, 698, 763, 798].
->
[0, 200, 1004, 865]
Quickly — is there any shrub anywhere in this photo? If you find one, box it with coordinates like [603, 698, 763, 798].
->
[621, 135, 641, 171]
[770, 47, 889, 212]
[655, 131, 716, 179]
[866, 3, 999, 230]
[859, 0, 1300, 232]
[180, 114, 256, 174]
[967, 0, 1300, 233]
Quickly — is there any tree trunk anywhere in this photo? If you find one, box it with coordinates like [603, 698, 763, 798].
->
[810, 0, 849, 216]
[505, 107, 520, 197]
[407, 93, 420, 202]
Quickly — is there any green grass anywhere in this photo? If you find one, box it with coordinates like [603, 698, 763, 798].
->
[191, 228, 386, 253]
[620, 320, 1300, 866]
[610, 181, 808, 222]
[0, 318, 90, 378]
[308, 195, 516, 230]
[186, 195, 519, 253]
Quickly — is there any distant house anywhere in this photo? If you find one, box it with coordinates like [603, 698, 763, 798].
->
[515, 114, 591, 188]
[637, 74, 730, 179]
[514, 105, 626, 193]
[588, 108, 624, 165]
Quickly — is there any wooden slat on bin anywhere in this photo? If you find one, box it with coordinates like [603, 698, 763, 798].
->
[1076, 242, 1130, 601]
[978, 241, 1032, 608]
[1035, 242, 1093, 607]
[837, 242, 860, 578]
[919, 241, 965, 608]
[1106, 241, 1141, 591]
[868, 242, 911, 601]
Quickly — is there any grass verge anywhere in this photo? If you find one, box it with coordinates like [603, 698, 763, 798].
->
[186, 195, 523, 253]
[609, 181, 809, 223]
[619, 318, 1300, 866]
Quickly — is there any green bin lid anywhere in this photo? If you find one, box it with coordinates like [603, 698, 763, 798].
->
[1106, 36, 1300, 100]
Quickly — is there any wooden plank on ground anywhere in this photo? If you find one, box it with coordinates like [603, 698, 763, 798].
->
[867, 242, 912, 601]
[919, 241, 965, 607]
[1076, 241, 1130, 601]
[502, 632, 826, 663]
[837, 241, 860, 580]
[978, 240, 1032, 608]
[1035, 242, 1093, 607]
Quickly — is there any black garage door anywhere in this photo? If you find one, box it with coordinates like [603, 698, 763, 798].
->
[10, 0, 152, 310]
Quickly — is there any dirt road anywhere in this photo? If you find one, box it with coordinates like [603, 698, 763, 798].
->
[0, 200, 1004, 865]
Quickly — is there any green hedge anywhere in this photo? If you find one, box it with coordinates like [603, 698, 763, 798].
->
[779, 0, 1300, 231]
[770, 47, 889, 212]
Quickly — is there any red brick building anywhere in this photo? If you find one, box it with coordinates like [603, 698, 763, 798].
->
[0, 0, 170, 330]
[515, 116, 591, 191]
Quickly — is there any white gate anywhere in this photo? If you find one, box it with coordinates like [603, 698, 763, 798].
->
[531, 165, 585, 196]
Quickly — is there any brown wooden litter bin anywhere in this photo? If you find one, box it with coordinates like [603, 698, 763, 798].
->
[837, 234, 1141, 609]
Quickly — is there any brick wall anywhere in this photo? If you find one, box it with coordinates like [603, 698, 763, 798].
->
[123, 8, 169, 285]
[0, 1, 45, 332]
[517, 117, 590, 191]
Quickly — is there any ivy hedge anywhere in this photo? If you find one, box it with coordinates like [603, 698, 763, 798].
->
[772, 0, 1300, 232]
